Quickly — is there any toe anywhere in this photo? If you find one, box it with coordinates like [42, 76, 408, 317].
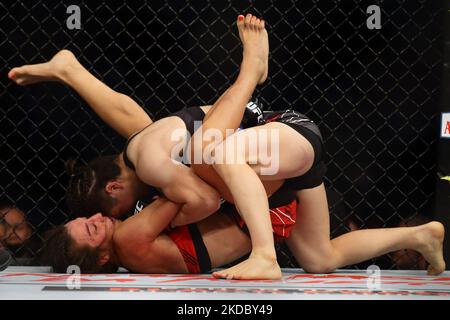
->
[245, 13, 252, 26]
[232, 274, 242, 280]
[8, 68, 19, 80]
[219, 273, 229, 279]
[214, 271, 231, 279]
[250, 15, 257, 29]
[237, 14, 245, 27]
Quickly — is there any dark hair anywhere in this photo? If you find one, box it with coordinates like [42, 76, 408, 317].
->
[65, 156, 121, 217]
[39, 225, 118, 273]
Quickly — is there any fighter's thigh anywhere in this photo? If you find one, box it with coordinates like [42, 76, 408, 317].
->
[189, 125, 289, 202]
[190, 163, 234, 202]
[216, 122, 315, 181]
[286, 183, 334, 265]
[190, 163, 283, 203]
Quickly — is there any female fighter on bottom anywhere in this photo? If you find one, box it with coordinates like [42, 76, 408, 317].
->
[38, 194, 443, 276]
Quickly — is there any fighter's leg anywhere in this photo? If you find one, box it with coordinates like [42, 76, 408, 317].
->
[170, 15, 269, 230]
[180, 15, 281, 280]
[200, 14, 268, 126]
[9, 50, 150, 139]
[183, 14, 268, 203]
[189, 14, 268, 163]
[184, 14, 268, 206]
[286, 184, 446, 275]
[210, 122, 314, 280]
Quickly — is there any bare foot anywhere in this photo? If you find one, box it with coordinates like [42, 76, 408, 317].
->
[212, 254, 282, 280]
[8, 49, 78, 85]
[415, 221, 446, 275]
[236, 14, 269, 85]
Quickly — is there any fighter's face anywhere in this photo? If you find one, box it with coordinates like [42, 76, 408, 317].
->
[109, 193, 138, 218]
[66, 213, 115, 249]
[105, 171, 141, 218]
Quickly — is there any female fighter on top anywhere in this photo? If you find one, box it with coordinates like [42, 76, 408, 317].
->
[177, 16, 446, 279]
[10, 15, 445, 279]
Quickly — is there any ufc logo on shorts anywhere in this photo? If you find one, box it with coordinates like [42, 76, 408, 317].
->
[441, 113, 450, 138]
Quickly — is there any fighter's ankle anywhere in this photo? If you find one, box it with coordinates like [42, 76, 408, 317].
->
[250, 249, 278, 262]
[57, 61, 81, 82]
[235, 70, 259, 88]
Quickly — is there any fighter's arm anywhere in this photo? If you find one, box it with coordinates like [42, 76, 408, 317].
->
[113, 197, 181, 272]
[115, 197, 181, 243]
[57, 51, 152, 138]
[136, 153, 221, 226]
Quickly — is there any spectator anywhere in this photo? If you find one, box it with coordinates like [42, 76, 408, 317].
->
[0, 200, 32, 251]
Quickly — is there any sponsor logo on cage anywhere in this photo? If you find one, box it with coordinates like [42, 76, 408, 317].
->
[441, 113, 450, 138]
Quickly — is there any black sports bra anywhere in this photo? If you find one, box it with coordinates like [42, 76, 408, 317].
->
[122, 106, 206, 171]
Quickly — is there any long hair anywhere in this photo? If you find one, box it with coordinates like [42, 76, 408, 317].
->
[65, 155, 121, 217]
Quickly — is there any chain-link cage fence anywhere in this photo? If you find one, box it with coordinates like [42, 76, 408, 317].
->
[0, 0, 446, 270]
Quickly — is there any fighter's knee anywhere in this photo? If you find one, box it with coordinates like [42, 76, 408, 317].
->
[296, 250, 338, 274]
[302, 262, 336, 274]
